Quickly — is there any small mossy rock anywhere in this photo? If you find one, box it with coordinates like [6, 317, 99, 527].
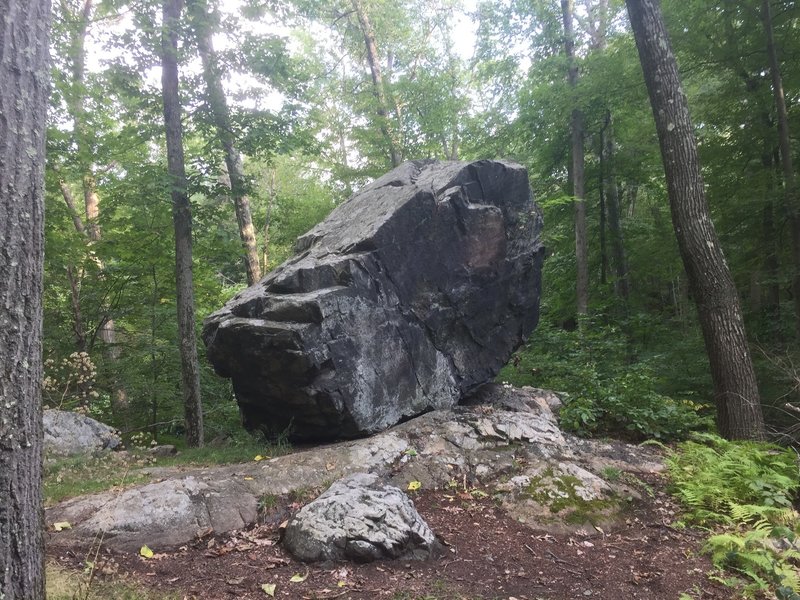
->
[43, 409, 121, 457]
[283, 473, 441, 562]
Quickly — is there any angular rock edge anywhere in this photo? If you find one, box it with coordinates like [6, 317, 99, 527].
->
[203, 159, 545, 440]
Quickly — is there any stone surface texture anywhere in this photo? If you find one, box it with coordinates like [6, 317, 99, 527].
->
[283, 473, 440, 562]
[43, 409, 121, 457]
[202, 159, 544, 440]
[46, 386, 664, 552]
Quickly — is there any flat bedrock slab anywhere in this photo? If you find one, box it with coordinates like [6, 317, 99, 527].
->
[202, 159, 544, 440]
[283, 473, 441, 563]
[45, 386, 663, 552]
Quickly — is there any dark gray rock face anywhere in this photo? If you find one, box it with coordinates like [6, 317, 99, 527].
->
[283, 473, 440, 562]
[203, 159, 544, 440]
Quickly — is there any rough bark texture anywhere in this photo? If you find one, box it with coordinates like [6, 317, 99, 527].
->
[626, 0, 765, 440]
[762, 0, 800, 338]
[0, 0, 50, 596]
[187, 0, 262, 285]
[161, 0, 204, 447]
[203, 160, 544, 440]
[352, 0, 402, 168]
[561, 0, 589, 317]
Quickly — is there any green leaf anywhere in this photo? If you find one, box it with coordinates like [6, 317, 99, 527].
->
[261, 583, 276, 596]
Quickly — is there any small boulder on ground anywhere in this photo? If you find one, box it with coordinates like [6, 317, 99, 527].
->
[283, 473, 441, 563]
[43, 409, 121, 457]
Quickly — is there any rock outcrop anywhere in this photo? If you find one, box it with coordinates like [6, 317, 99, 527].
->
[46, 386, 664, 552]
[283, 473, 440, 562]
[203, 160, 544, 440]
[43, 409, 121, 457]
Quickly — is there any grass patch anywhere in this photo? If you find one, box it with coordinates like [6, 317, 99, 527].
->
[44, 435, 293, 506]
[47, 563, 180, 600]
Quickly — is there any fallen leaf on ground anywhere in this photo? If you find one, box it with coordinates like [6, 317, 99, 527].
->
[290, 572, 308, 583]
[407, 480, 421, 491]
[139, 545, 154, 559]
[261, 582, 276, 596]
[52, 521, 71, 532]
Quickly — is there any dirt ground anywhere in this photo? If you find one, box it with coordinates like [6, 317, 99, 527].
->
[47, 472, 736, 600]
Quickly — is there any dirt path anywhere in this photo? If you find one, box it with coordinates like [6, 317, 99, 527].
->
[48, 474, 731, 600]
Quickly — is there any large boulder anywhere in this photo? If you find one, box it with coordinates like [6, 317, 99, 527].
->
[203, 159, 544, 440]
[283, 473, 440, 562]
[43, 409, 121, 457]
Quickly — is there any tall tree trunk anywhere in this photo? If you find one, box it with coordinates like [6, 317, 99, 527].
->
[761, 147, 782, 339]
[351, 0, 402, 167]
[598, 125, 608, 286]
[0, 0, 50, 596]
[603, 112, 630, 305]
[63, 0, 129, 419]
[561, 0, 589, 317]
[762, 0, 800, 339]
[187, 0, 261, 285]
[626, 0, 766, 441]
[161, 0, 204, 448]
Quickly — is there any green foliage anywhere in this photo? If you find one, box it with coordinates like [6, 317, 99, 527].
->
[500, 321, 713, 441]
[668, 433, 799, 526]
[668, 434, 800, 596]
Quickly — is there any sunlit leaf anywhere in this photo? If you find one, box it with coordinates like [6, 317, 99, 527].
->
[407, 480, 421, 491]
[289, 572, 308, 583]
[139, 545, 154, 559]
[53, 521, 72, 531]
[261, 583, 276, 596]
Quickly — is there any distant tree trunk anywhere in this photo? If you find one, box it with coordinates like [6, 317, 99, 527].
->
[161, 0, 204, 447]
[603, 112, 630, 305]
[761, 147, 781, 339]
[351, 0, 402, 167]
[63, 0, 129, 419]
[561, 0, 589, 317]
[0, 0, 50, 597]
[762, 0, 800, 339]
[187, 0, 261, 285]
[626, 0, 766, 441]
[598, 126, 608, 286]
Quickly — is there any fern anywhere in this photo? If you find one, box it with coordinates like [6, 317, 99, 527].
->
[668, 434, 800, 598]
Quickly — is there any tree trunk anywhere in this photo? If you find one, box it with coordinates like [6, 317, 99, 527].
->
[561, 0, 589, 317]
[626, 0, 765, 441]
[187, 0, 262, 285]
[0, 1, 50, 597]
[762, 0, 800, 339]
[161, 0, 204, 447]
[351, 0, 402, 167]
[603, 112, 630, 304]
[63, 0, 129, 419]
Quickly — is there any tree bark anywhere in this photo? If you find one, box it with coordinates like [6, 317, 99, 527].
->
[187, 0, 261, 285]
[626, 0, 765, 440]
[561, 0, 589, 317]
[762, 0, 800, 339]
[351, 0, 402, 168]
[161, 0, 204, 447]
[0, 0, 50, 597]
[603, 112, 630, 304]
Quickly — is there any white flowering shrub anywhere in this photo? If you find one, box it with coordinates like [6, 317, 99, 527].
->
[42, 351, 102, 414]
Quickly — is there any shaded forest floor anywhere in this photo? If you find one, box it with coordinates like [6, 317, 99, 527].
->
[47, 473, 735, 600]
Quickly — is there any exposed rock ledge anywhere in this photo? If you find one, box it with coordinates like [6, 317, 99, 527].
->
[46, 385, 663, 552]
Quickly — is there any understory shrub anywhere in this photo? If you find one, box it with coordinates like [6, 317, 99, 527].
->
[668, 433, 800, 598]
[500, 320, 713, 441]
